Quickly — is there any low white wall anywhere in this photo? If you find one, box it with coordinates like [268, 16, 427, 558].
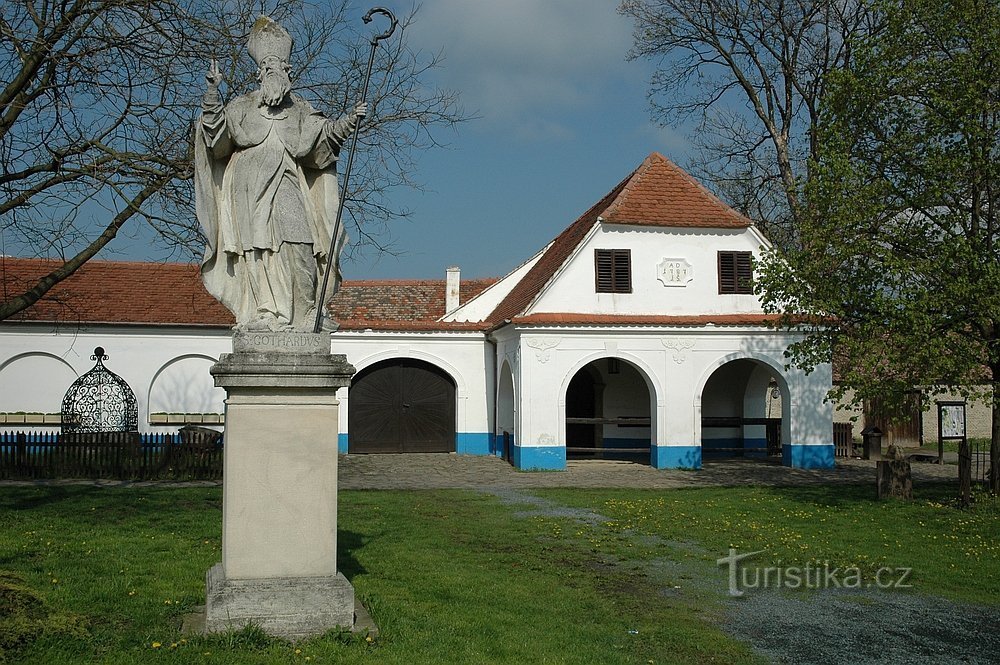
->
[0, 324, 231, 431]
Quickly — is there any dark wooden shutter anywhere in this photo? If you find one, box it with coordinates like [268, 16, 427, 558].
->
[718, 251, 753, 294]
[595, 249, 631, 293]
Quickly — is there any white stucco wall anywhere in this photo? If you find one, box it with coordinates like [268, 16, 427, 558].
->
[530, 224, 769, 316]
[495, 325, 831, 454]
[445, 246, 548, 323]
[0, 324, 232, 431]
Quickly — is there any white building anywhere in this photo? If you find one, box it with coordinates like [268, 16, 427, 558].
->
[0, 153, 834, 469]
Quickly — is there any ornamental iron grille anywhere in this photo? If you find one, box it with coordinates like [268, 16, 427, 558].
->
[61, 347, 138, 433]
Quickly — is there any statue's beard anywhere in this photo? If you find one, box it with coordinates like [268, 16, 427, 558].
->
[260, 69, 291, 107]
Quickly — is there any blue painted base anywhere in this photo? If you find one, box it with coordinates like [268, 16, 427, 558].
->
[338, 432, 495, 456]
[511, 445, 565, 471]
[456, 432, 492, 456]
[651, 445, 702, 469]
[782, 444, 835, 469]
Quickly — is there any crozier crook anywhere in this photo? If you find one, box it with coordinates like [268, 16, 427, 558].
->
[313, 7, 398, 333]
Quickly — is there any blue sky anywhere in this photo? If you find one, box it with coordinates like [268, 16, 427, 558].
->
[335, 0, 696, 281]
[99, 1, 697, 281]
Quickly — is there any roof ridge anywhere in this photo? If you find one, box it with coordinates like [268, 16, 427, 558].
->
[600, 152, 662, 222]
[600, 152, 750, 229]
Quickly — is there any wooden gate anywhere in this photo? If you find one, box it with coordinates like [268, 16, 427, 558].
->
[348, 359, 456, 453]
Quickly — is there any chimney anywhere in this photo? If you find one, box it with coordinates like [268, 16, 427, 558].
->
[445, 266, 461, 314]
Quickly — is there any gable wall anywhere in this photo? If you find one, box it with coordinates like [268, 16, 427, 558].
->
[530, 224, 766, 316]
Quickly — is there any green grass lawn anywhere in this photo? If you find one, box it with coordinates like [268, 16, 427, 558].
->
[0, 483, 997, 664]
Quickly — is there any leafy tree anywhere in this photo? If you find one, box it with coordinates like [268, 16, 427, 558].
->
[618, 0, 873, 245]
[757, 0, 1000, 492]
[0, 0, 466, 320]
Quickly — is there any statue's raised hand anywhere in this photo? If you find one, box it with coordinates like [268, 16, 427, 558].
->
[206, 59, 223, 91]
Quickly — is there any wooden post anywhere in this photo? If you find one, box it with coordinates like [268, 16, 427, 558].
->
[16, 432, 26, 477]
[958, 437, 972, 508]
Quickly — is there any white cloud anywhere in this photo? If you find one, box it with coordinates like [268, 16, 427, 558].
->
[397, 1, 636, 134]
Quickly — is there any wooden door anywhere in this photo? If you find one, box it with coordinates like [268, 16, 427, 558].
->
[349, 359, 456, 453]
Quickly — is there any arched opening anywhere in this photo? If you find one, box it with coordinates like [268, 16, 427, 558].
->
[565, 358, 652, 463]
[348, 358, 456, 453]
[0, 353, 78, 413]
[148, 355, 225, 419]
[701, 359, 786, 460]
[496, 361, 515, 459]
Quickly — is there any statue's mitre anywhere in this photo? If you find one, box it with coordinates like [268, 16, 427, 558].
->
[248, 16, 292, 66]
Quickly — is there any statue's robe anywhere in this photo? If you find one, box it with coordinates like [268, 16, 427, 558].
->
[194, 89, 353, 330]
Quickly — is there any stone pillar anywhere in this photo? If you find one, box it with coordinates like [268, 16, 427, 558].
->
[203, 332, 355, 639]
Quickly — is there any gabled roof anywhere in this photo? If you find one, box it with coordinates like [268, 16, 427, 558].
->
[486, 152, 752, 325]
[0, 257, 495, 330]
[602, 152, 750, 228]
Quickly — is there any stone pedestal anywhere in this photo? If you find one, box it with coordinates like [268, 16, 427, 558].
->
[204, 332, 356, 639]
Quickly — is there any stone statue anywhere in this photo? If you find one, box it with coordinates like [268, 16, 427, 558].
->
[194, 16, 366, 332]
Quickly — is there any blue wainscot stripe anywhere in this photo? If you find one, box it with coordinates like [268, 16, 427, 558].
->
[783, 444, 835, 469]
[702, 437, 742, 458]
[338, 433, 349, 454]
[512, 444, 565, 471]
[651, 445, 702, 469]
[602, 437, 651, 450]
[456, 432, 492, 456]
[743, 437, 768, 458]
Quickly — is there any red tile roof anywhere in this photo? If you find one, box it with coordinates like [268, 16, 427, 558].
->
[0, 258, 496, 330]
[486, 153, 752, 326]
[330, 279, 497, 331]
[1, 258, 234, 326]
[602, 153, 750, 228]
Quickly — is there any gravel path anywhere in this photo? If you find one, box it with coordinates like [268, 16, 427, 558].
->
[725, 589, 1000, 664]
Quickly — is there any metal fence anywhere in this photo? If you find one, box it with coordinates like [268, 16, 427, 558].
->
[0, 431, 222, 481]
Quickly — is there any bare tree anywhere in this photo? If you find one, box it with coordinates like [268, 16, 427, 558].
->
[619, 0, 873, 245]
[0, 0, 468, 320]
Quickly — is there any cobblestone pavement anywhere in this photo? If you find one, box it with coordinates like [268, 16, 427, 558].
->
[0, 453, 963, 490]
[337, 453, 961, 490]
